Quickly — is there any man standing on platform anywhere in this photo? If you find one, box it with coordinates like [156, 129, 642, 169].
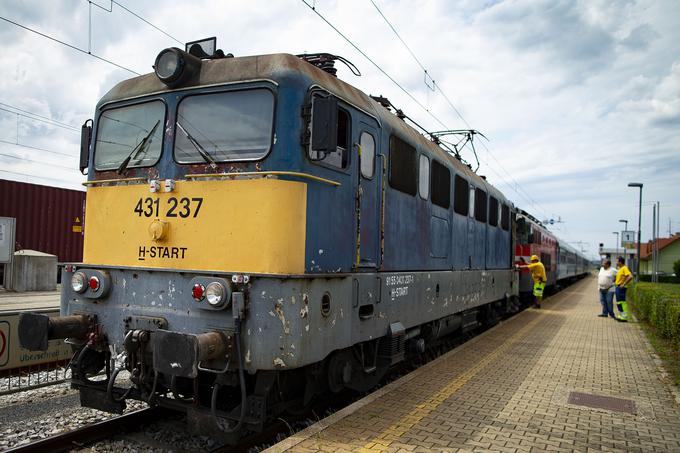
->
[614, 256, 633, 321]
[597, 259, 617, 318]
[518, 255, 547, 309]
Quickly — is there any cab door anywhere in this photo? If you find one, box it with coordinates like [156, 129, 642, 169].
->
[356, 121, 381, 268]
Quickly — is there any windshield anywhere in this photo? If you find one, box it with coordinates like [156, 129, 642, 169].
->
[94, 101, 165, 171]
[175, 89, 274, 163]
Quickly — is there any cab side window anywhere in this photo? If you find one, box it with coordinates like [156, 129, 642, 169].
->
[308, 94, 350, 169]
[360, 132, 375, 178]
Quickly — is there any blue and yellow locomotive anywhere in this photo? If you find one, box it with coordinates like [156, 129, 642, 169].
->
[20, 39, 524, 439]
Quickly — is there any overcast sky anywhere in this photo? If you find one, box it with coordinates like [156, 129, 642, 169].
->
[1, 0, 678, 258]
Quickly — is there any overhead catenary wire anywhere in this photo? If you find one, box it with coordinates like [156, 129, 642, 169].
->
[0, 168, 82, 186]
[87, 0, 183, 46]
[300, 0, 448, 131]
[0, 15, 140, 75]
[0, 138, 78, 158]
[303, 1, 550, 219]
[0, 152, 79, 171]
[0, 105, 80, 132]
[367, 0, 549, 219]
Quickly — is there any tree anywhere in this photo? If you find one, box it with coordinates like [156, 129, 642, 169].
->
[674, 259, 680, 283]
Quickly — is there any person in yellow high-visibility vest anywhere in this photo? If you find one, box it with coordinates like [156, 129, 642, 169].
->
[518, 255, 547, 309]
[614, 256, 633, 322]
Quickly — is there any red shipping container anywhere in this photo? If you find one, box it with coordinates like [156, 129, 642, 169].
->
[0, 179, 85, 263]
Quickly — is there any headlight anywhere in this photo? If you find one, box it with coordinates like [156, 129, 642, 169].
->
[154, 48, 183, 83]
[153, 47, 202, 88]
[205, 282, 226, 307]
[71, 272, 87, 293]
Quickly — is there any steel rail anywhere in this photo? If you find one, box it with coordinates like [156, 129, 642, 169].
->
[3, 407, 165, 453]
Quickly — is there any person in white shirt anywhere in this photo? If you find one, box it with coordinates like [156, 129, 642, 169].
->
[597, 259, 617, 318]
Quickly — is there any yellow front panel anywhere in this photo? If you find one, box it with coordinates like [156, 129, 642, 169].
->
[83, 179, 307, 274]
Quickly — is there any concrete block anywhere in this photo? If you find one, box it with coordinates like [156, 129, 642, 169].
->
[5, 249, 57, 292]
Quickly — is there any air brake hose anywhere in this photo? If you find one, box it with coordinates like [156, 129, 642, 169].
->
[107, 365, 134, 403]
[211, 317, 247, 433]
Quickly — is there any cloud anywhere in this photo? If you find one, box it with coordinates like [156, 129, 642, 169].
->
[620, 24, 659, 51]
[0, 0, 678, 255]
[475, 0, 616, 82]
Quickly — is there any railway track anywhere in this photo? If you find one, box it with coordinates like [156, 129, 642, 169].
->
[0, 298, 531, 452]
[3, 407, 166, 453]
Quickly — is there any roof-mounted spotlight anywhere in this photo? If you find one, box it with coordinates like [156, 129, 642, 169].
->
[153, 47, 202, 88]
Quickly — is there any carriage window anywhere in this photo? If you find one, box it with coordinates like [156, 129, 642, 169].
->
[454, 175, 469, 215]
[175, 89, 274, 164]
[419, 154, 429, 199]
[474, 188, 487, 223]
[431, 160, 450, 209]
[469, 187, 475, 218]
[501, 204, 510, 230]
[389, 135, 417, 195]
[95, 100, 165, 170]
[489, 197, 499, 226]
[360, 132, 375, 178]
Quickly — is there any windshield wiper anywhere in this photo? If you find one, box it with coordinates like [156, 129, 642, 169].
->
[177, 121, 217, 169]
[117, 120, 161, 175]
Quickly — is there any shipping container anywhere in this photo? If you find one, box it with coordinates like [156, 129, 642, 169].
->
[0, 179, 85, 264]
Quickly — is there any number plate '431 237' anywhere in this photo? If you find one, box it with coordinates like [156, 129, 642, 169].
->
[134, 197, 204, 218]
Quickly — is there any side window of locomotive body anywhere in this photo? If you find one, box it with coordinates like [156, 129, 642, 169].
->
[431, 160, 451, 209]
[469, 187, 475, 218]
[175, 89, 274, 163]
[94, 100, 165, 171]
[517, 217, 528, 243]
[389, 136, 417, 195]
[489, 196, 499, 227]
[308, 94, 350, 169]
[360, 132, 375, 178]
[501, 204, 510, 230]
[419, 154, 430, 199]
[474, 188, 487, 223]
[453, 175, 469, 216]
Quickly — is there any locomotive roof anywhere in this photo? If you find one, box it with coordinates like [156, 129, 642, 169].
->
[100, 52, 508, 204]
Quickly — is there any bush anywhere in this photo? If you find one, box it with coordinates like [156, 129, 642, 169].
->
[639, 274, 680, 284]
[674, 259, 680, 280]
[631, 283, 680, 348]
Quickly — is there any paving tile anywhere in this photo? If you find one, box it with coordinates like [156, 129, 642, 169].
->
[267, 277, 680, 453]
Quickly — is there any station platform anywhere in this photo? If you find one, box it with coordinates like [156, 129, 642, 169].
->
[0, 287, 60, 314]
[268, 277, 680, 452]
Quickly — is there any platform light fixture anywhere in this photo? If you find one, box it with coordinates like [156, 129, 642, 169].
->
[627, 183, 643, 282]
[612, 232, 619, 258]
[619, 219, 628, 264]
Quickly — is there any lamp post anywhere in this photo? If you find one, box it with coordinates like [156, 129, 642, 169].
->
[628, 183, 643, 282]
[619, 219, 628, 265]
[613, 232, 619, 259]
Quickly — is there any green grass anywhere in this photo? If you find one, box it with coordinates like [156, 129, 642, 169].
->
[641, 324, 680, 387]
[631, 282, 680, 387]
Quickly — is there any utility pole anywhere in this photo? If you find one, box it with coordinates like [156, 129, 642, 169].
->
[619, 219, 628, 265]
[652, 204, 657, 283]
[656, 202, 660, 278]
[628, 183, 643, 282]
[613, 232, 619, 259]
